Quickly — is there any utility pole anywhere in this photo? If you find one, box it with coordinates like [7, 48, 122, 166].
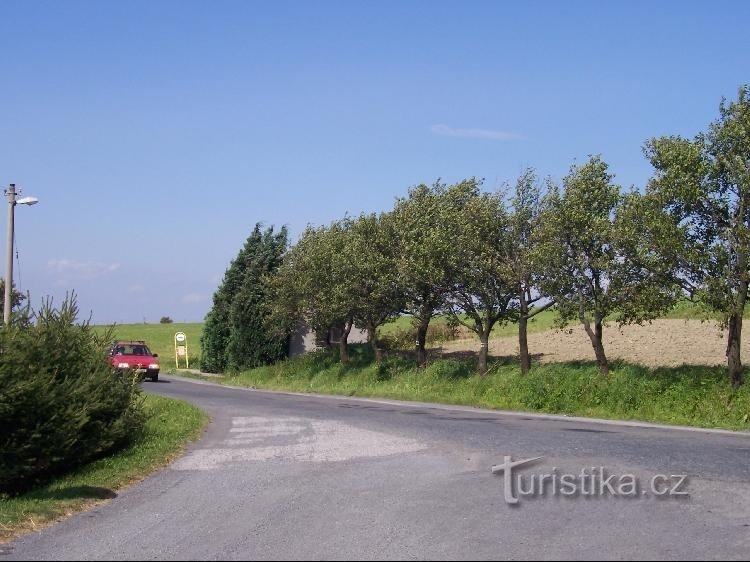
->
[3, 184, 38, 325]
[4, 184, 16, 325]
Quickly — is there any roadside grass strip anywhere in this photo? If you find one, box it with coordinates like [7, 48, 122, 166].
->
[182, 346, 750, 431]
[0, 394, 208, 542]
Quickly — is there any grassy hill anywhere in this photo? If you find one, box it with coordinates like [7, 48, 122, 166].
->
[93, 322, 202, 368]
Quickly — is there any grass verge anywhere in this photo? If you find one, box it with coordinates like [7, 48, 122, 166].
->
[0, 393, 208, 543]
[182, 346, 750, 431]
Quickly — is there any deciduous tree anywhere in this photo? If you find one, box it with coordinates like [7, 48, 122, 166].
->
[348, 213, 404, 363]
[391, 180, 478, 367]
[271, 222, 360, 364]
[507, 169, 555, 375]
[537, 156, 678, 375]
[644, 85, 750, 387]
[444, 188, 517, 374]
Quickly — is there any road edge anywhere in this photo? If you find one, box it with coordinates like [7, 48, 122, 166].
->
[0, 394, 210, 545]
[164, 373, 750, 438]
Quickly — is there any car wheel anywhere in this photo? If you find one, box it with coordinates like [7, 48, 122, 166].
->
[151, 374, 159, 382]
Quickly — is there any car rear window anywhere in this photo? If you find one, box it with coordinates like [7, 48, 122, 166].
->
[114, 345, 151, 356]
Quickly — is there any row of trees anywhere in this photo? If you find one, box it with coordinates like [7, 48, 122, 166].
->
[265, 86, 749, 386]
[269, 161, 672, 378]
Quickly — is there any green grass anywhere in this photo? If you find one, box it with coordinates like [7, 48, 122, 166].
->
[180, 345, 750, 431]
[93, 323, 203, 368]
[489, 308, 558, 337]
[0, 393, 208, 542]
[661, 299, 750, 321]
[377, 309, 558, 339]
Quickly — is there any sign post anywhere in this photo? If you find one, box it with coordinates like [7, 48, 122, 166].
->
[174, 332, 189, 369]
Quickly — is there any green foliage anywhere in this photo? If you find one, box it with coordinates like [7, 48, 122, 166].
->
[390, 179, 480, 363]
[0, 296, 146, 496]
[508, 169, 550, 304]
[536, 156, 680, 373]
[201, 224, 289, 373]
[159, 316, 173, 324]
[507, 170, 556, 373]
[225, 226, 289, 371]
[267, 221, 356, 356]
[348, 213, 404, 346]
[201, 233, 252, 372]
[0, 280, 29, 326]
[268, 214, 403, 364]
[537, 157, 622, 325]
[443, 183, 517, 371]
[644, 84, 750, 385]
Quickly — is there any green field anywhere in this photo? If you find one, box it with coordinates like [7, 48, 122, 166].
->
[661, 299, 749, 321]
[94, 323, 203, 369]
[0, 393, 208, 542]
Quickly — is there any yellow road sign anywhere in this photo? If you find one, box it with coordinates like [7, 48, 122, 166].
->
[174, 332, 189, 369]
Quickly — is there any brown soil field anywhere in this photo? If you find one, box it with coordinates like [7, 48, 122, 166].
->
[441, 319, 748, 368]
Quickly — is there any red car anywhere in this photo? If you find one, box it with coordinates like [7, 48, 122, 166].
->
[109, 340, 160, 382]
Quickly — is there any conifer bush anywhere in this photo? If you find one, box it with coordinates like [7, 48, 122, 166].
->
[0, 296, 145, 495]
[201, 224, 289, 372]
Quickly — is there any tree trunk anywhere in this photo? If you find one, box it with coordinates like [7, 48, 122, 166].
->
[338, 320, 353, 365]
[582, 316, 609, 376]
[338, 335, 350, 364]
[727, 311, 744, 388]
[726, 241, 747, 387]
[416, 318, 429, 368]
[518, 296, 530, 375]
[367, 324, 384, 364]
[478, 333, 489, 375]
[318, 328, 332, 349]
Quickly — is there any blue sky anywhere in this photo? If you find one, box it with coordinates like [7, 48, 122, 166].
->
[1, 1, 748, 323]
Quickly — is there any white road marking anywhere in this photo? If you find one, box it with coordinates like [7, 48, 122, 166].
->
[172, 416, 425, 471]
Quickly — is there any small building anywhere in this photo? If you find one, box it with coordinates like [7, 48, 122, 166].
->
[289, 321, 369, 357]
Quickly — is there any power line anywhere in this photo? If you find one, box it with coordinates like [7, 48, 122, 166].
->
[13, 230, 21, 292]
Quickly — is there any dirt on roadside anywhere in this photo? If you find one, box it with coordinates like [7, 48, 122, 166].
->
[441, 319, 747, 368]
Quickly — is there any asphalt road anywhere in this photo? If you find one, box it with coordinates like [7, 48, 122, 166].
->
[5, 376, 750, 560]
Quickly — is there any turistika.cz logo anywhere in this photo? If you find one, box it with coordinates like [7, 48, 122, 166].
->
[491, 456, 689, 506]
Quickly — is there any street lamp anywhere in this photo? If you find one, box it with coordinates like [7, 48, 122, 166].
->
[4, 184, 39, 325]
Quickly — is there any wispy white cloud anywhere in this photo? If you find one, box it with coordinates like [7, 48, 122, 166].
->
[430, 124, 524, 141]
[47, 259, 121, 282]
[127, 283, 145, 294]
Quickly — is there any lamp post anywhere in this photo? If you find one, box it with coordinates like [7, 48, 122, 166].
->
[4, 184, 38, 325]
